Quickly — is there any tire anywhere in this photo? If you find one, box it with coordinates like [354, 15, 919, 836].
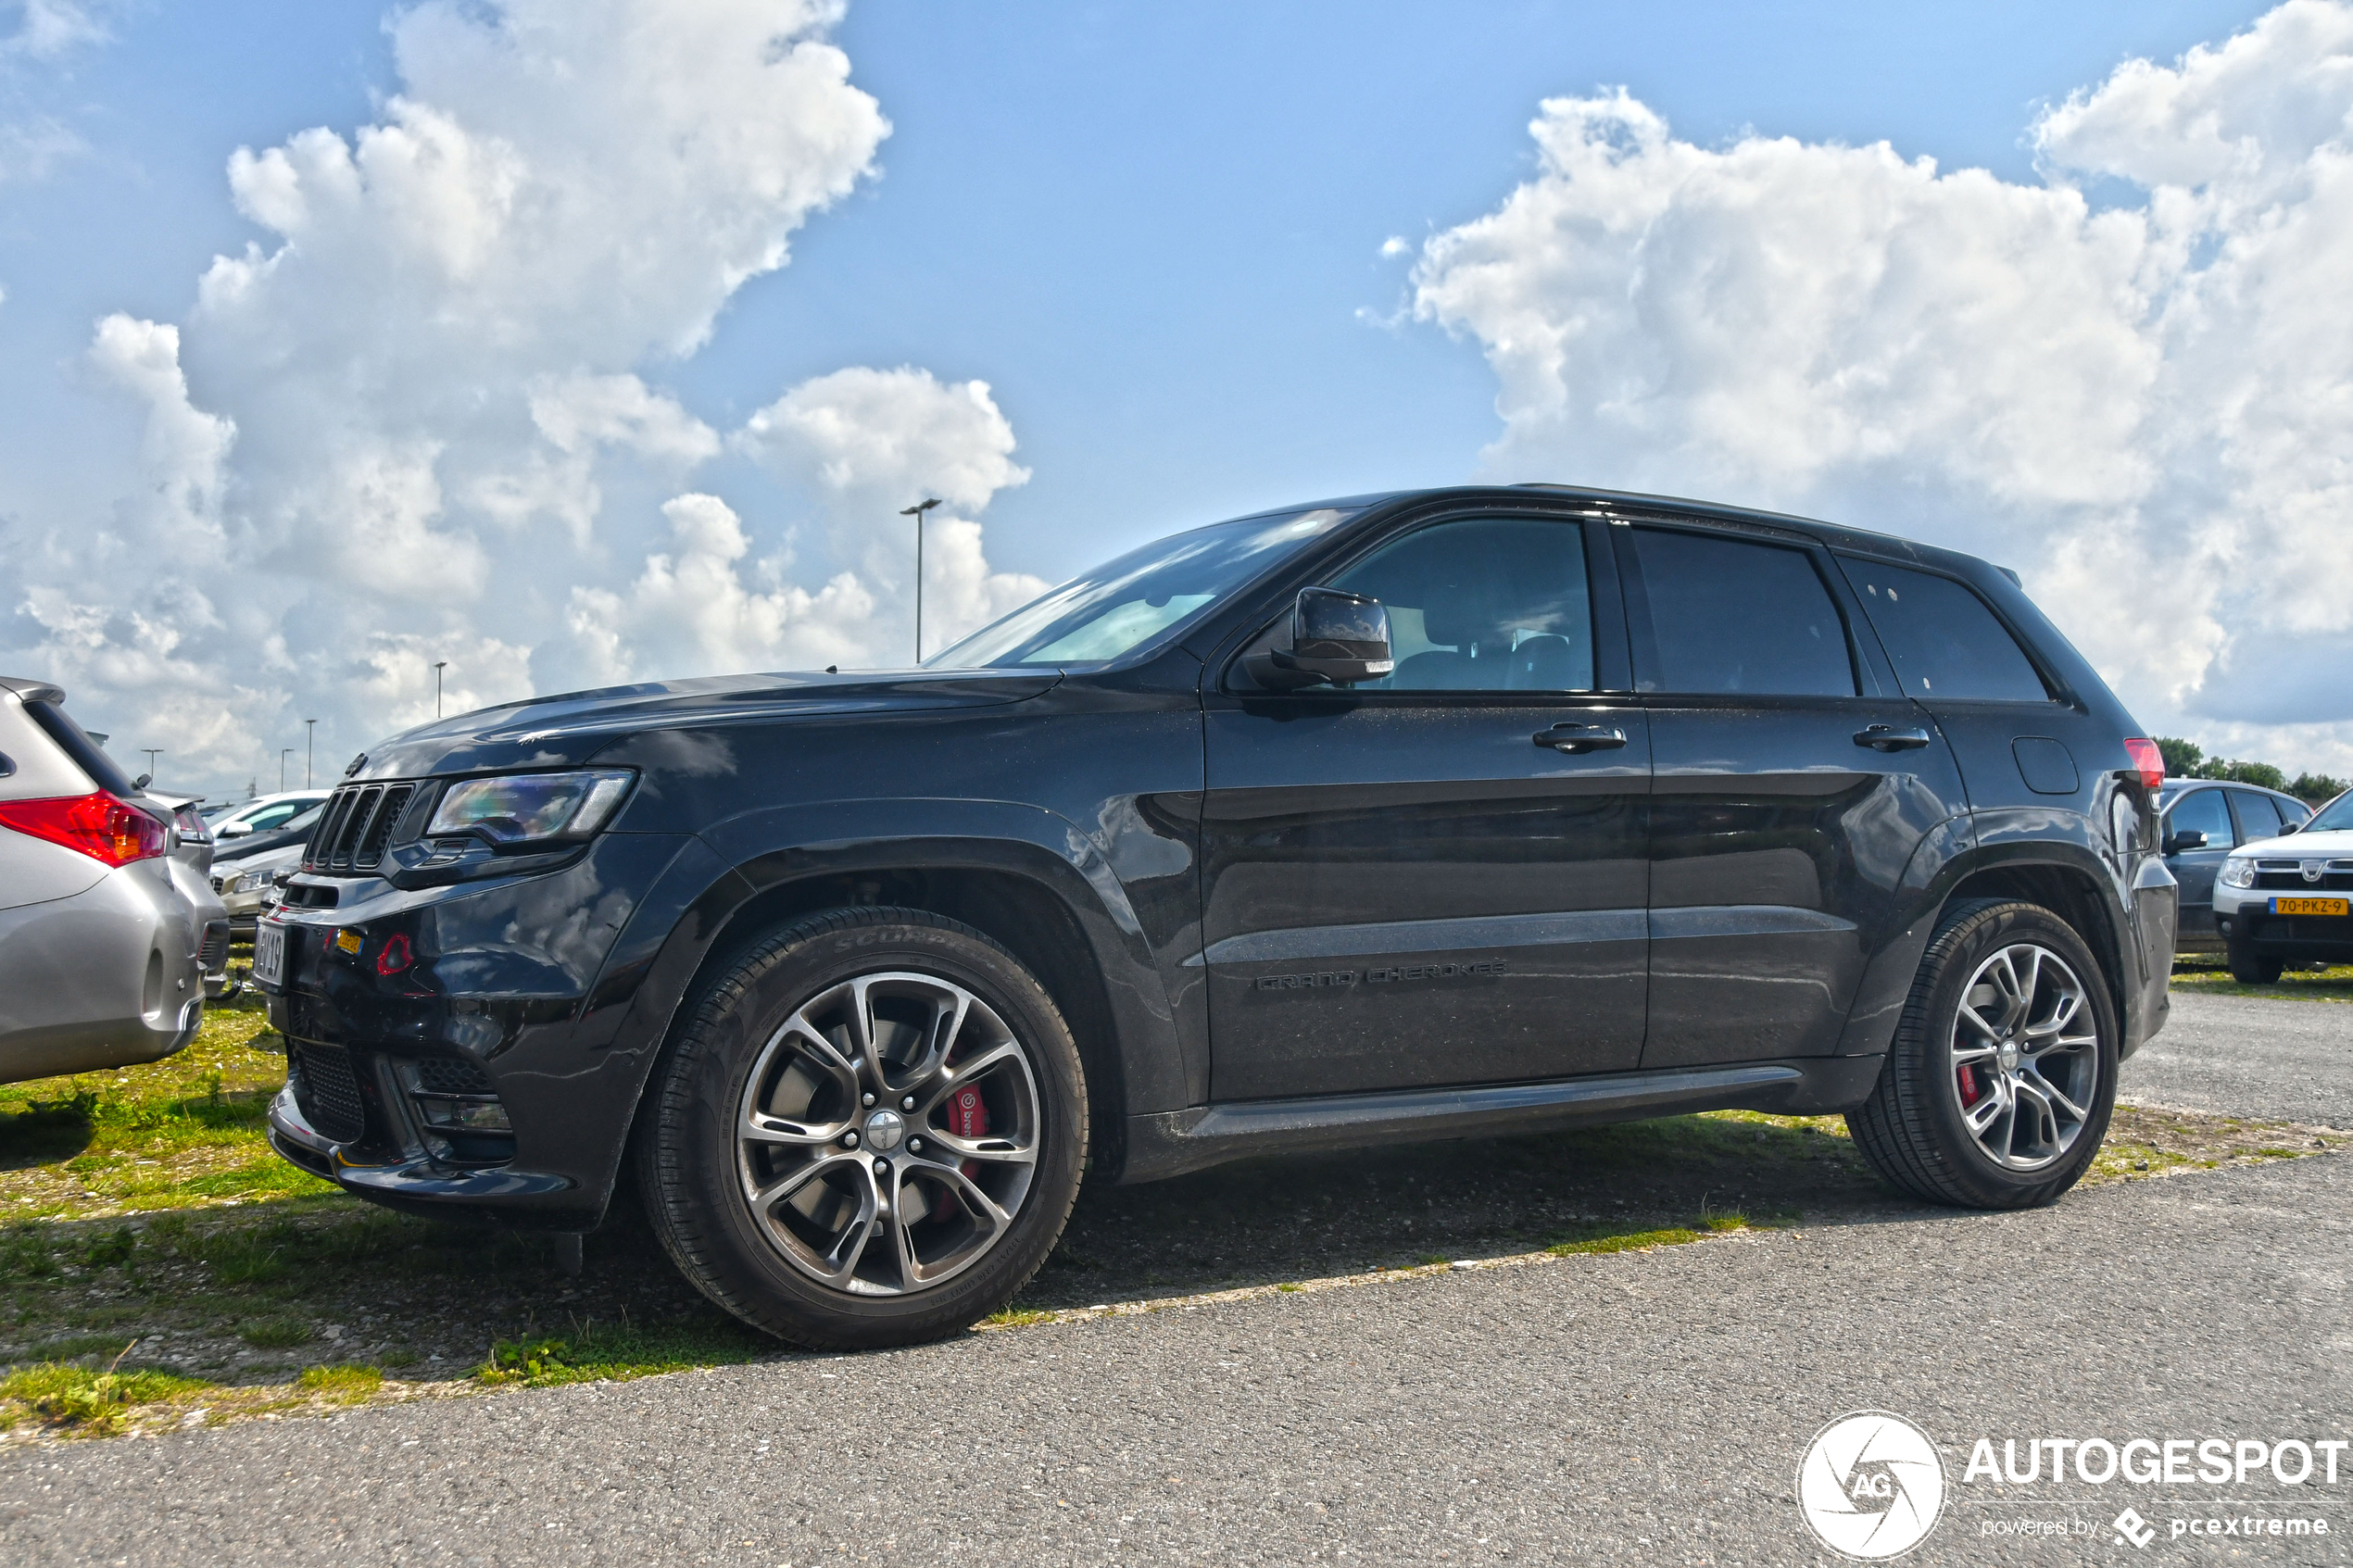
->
[635, 906, 1088, 1349]
[1846, 899, 2119, 1210]
[2225, 935, 2284, 985]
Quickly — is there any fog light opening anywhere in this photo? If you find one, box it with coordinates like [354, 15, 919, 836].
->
[376, 933, 414, 977]
[413, 1093, 510, 1133]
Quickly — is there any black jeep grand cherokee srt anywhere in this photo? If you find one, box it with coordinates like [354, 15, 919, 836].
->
[259, 485, 2176, 1348]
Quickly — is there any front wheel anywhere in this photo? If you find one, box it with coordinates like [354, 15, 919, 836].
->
[2225, 934, 2284, 985]
[636, 907, 1088, 1349]
[1847, 899, 2119, 1209]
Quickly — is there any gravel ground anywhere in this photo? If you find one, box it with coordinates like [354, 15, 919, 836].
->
[3, 1154, 2346, 1566]
[2123, 990, 2353, 1126]
[6, 987, 2349, 1566]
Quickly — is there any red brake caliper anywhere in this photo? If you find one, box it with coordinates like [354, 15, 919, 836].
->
[1957, 1063, 1982, 1108]
[933, 1084, 988, 1222]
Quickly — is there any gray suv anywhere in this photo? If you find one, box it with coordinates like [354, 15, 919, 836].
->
[0, 677, 224, 1084]
[2158, 781, 2311, 953]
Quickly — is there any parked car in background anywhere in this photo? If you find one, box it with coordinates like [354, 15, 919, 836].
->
[2213, 788, 2353, 983]
[155, 794, 237, 999]
[2158, 780, 2312, 953]
[210, 800, 328, 937]
[256, 483, 2175, 1350]
[0, 677, 224, 1084]
[210, 790, 332, 844]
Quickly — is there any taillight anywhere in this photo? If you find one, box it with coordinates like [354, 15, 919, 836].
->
[2123, 737, 2165, 792]
[0, 792, 170, 866]
[173, 806, 209, 839]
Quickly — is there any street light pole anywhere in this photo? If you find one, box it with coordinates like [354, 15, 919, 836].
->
[305, 720, 317, 787]
[899, 498, 943, 664]
[280, 749, 294, 792]
[141, 748, 162, 783]
[433, 661, 447, 719]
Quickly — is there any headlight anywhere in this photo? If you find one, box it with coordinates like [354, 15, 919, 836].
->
[426, 770, 635, 847]
[233, 868, 274, 893]
[2219, 856, 2257, 888]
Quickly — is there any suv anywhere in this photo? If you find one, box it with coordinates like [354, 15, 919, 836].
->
[257, 486, 2176, 1348]
[2212, 788, 2353, 983]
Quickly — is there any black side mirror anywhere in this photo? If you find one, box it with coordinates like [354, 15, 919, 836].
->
[2280, 820, 2301, 834]
[2164, 829, 2207, 854]
[1244, 588, 1394, 690]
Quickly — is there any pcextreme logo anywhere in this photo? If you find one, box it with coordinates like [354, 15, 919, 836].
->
[1797, 1411, 1948, 1560]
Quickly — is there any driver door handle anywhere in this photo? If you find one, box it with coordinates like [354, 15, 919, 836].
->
[1854, 723, 1932, 752]
[1534, 723, 1628, 754]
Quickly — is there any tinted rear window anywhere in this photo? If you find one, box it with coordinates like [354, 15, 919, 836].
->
[1839, 559, 2049, 703]
[1629, 529, 1856, 696]
[21, 701, 138, 797]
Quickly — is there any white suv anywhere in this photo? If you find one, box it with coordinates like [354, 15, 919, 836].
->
[2212, 790, 2353, 983]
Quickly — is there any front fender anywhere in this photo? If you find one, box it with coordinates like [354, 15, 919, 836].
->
[582, 797, 1192, 1185]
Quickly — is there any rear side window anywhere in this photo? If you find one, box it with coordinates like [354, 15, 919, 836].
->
[1839, 559, 2048, 702]
[21, 701, 138, 797]
[1628, 528, 1856, 696]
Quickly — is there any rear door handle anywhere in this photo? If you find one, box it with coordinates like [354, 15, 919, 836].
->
[1534, 723, 1628, 754]
[1855, 723, 1932, 752]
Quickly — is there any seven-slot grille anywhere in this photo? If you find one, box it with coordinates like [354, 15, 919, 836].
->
[2252, 859, 2353, 893]
[303, 782, 417, 873]
[288, 1044, 367, 1144]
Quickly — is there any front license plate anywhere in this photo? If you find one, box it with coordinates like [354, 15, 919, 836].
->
[2271, 897, 2350, 917]
[252, 920, 287, 987]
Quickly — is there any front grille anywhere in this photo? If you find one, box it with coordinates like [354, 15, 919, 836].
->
[289, 1044, 367, 1143]
[304, 783, 417, 873]
[413, 1054, 494, 1096]
[2252, 859, 2353, 892]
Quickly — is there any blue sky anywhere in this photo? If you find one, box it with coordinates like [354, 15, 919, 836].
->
[4, 0, 2346, 792]
[1, 0, 2270, 571]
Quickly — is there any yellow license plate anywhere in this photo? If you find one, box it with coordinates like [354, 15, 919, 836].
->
[2271, 897, 2349, 917]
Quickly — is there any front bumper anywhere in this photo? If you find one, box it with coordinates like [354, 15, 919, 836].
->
[253, 831, 687, 1229]
[2214, 884, 2353, 961]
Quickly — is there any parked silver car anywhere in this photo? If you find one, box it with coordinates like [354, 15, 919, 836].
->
[0, 677, 227, 1084]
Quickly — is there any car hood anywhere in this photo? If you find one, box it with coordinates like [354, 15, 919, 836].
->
[349, 669, 1063, 781]
[2237, 828, 2353, 858]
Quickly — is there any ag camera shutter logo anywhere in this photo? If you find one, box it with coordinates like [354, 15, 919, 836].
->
[1797, 1411, 1947, 1559]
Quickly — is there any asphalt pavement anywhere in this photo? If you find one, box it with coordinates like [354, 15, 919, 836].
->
[2120, 989, 2353, 1125]
[6, 989, 2350, 1568]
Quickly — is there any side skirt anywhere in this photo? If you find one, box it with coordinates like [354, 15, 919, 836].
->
[1118, 1056, 1886, 1184]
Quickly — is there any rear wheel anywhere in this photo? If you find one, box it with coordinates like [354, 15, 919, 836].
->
[636, 907, 1087, 1349]
[1847, 899, 2118, 1209]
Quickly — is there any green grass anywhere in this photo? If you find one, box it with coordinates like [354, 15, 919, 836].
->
[1545, 1212, 1749, 1258]
[0, 1361, 211, 1436]
[478, 1319, 769, 1388]
[2171, 960, 2353, 1003]
[296, 1364, 383, 1401]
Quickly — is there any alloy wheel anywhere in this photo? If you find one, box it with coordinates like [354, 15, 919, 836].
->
[1949, 942, 2099, 1172]
[734, 972, 1041, 1296]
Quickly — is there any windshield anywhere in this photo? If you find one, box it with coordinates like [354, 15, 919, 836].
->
[925, 507, 1358, 670]
[2309, 793, 2353, 833]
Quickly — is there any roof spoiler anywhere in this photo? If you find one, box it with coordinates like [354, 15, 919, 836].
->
[0, 676, 67, 705]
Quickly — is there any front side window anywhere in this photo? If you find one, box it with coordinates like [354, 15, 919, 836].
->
[1319, 516, 1594, 694]
[1629, 529, 1856, 696]
[2232, 791, 2286, 842]
[927, 506, 1359, 670]
[1839, 558, 2049, 703]
[2165, 788, 2234, 849]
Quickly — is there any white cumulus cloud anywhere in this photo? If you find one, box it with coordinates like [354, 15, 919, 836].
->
[1410, 0, 2353, 774]
[1, 0, 1043, 795]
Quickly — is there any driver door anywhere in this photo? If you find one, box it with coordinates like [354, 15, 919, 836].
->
[1198, 513, 1651, 1101]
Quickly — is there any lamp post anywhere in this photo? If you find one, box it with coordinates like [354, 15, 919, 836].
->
[280, 749, 294, 792]
[900, 498, 943, 663]
[305, 719, 317, 787]
[433, 661, 447, 719]
[141, 748, 162, 784]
